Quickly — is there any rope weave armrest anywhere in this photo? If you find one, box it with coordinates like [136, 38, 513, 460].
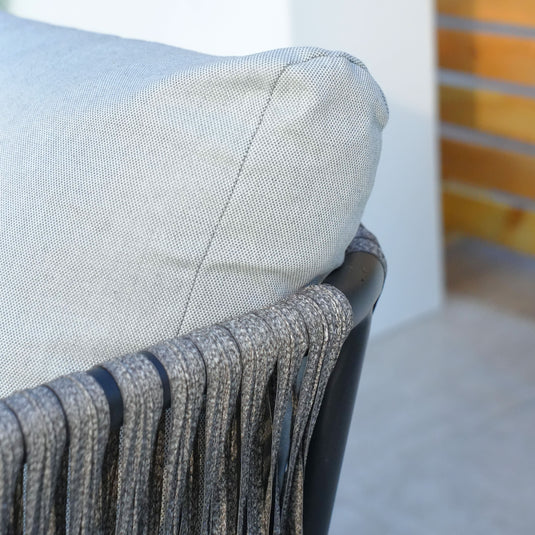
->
[0, 284, 353, 535]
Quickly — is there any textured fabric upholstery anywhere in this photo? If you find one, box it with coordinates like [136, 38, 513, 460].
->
[0, 13, 387, 396]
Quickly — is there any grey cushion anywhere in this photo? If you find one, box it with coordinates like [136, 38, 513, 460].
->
[0, 13, 387, 396]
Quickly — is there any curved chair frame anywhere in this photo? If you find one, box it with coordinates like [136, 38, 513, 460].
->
[304, 250, 385, 534]
[87, 248, 385, 535]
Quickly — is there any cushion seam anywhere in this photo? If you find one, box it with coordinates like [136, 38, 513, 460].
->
[176, 53, 364, 334]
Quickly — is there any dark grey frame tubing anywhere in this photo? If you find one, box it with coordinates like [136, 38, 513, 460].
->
[303, 251, 386, 535]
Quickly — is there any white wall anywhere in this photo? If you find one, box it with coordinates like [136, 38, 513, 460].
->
[8, 0, 444, 335]
[8, 0, 292, 55]
[291, 0, 444, 334]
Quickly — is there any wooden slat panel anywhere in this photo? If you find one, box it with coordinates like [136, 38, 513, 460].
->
[438, 28, 535, 86]
[441, 139, 535, 200]
[440, 86, 535, 144]
[437, 0, 535, 29]
[443, 189, 535, 256]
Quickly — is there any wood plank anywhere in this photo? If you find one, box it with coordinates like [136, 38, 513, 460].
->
[443, 189, 535, 256]
[438, 28, 535, 87]
[437, 0, 535, 29]
[441, 139, 535, 200]
[440, 86, 535, 144]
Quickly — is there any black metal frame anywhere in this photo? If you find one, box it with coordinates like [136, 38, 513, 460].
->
[304, 251, 385, 535]
[88, 249, 385, 534]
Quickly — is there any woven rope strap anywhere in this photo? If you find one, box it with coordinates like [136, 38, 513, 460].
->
[47, 373, 110, 534]
[0, 402, 24, 534]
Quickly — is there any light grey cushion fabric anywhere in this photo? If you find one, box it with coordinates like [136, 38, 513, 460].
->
[0, 13, 387, 397]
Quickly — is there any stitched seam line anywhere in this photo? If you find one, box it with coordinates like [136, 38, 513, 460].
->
[176, 53, 362, 333]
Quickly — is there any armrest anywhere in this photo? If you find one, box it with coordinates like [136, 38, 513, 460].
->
[326, 249, 386, 327]
[304, 241, 386, 535]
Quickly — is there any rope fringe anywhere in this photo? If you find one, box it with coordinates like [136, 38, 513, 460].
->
[0, 284, 353, 534]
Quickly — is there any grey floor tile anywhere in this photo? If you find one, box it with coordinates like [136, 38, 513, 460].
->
[331, 290, 535, 534]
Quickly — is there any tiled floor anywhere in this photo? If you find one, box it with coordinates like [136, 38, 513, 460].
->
[332, 239, 535, 534]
